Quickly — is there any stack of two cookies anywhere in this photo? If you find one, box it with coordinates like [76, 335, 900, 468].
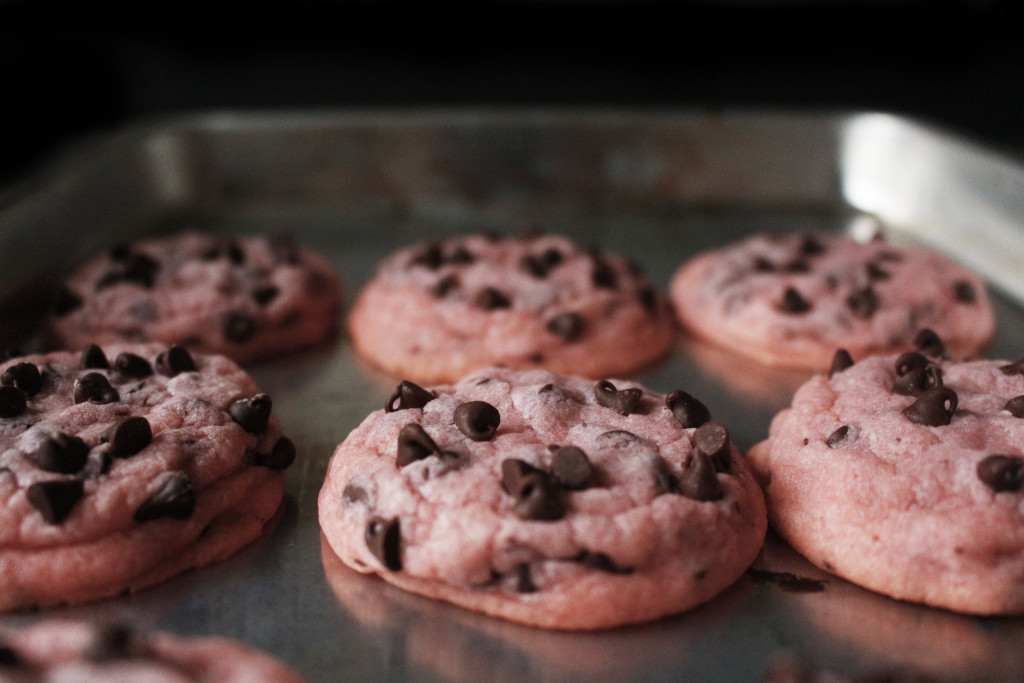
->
[2, 231, 342, 680]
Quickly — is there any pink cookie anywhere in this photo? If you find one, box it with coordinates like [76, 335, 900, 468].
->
[0, 343, 294, 611]
[47, 231, 341, 364]
[749, 337, 1024, 614]
[348, 231, 677, 385]
[670, 231, 994, 370]
[1, 619, 305, 682]
[318, 367, 767, 630]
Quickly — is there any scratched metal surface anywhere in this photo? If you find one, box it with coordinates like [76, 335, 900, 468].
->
[2, 110, 1024, 682]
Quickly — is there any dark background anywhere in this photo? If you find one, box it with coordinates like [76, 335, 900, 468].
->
[2, 0, 1022, 189]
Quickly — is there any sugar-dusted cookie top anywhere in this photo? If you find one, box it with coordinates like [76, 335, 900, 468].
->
[0, 343, 293, 610]
[1, 619, 306, 682]
[348, 231, 676, 384]
[319, 367, 766, 630]
[670, 231, 994, 369]
[47, 231, 341, 364]
[749, 339, 1024, 615]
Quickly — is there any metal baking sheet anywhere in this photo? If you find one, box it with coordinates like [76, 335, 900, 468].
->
[2, 109, 1024, 682]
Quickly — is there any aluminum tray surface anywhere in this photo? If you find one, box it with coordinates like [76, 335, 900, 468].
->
[2, 110, 1024, 682]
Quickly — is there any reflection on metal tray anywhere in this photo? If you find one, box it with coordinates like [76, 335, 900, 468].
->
[2, 110, 1023, 682]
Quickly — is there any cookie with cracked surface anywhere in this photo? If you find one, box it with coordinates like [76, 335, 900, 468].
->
[0, 619, 305, 682]
[347, 231, 676, 385]
[749, 339, 1024, 614]
[669, 231, 994, 370]
[0, 343, 294, 611]
[47, 231, 341, 364]
[318, 367, 766, 630]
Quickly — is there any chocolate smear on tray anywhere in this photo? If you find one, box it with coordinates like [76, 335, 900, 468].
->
[747, 568, 827, 593]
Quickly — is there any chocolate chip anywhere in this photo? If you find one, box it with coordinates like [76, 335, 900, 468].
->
[519, 254, 550, 278]
[753, 256, 776, 272]
[826, 425, 850, 448]
[134, 471, 196, 522]
[902, 387, 958, 427]
[846, 286, 879, 319]
[693, 419, 731, 473]
[976, 454, 1024, 492]
[506, 467, 564, 521]
[0, 386, 26, 418]
[547, 312, 584, 341]
[501, 458, 544, 494]
[34, 432, 89, 473]
[866, 261, 891, 281]
[575, 550, 633, 574]
[829, 349, 854, 377]
[677, 449, 723, 501]
[365, 516, 402, 571]
[155, 346, 197, 377]
[894, 363, 943, 396]
[223, 312, 258, 344]
[914, 328, 945, 358]
[550, 446, 593, 489]
[102, 416, 153, 458]
[778, 287, 811, 314]
[229, 393, 272, 433]
[449, 245, 474, 264]
[27, 479, 84, 523]
[52, 286, 82, 316]
[1005, 396, 1024, 418]
[384, 380, 435, 412]
[637, 286, 657, 313]
[591, 259, 618, 289]
[666, 389, 711, 429]
[453, 401, 500, 441]
[396, 423, 439, 466]
[113, 352, 153, 379]
[256, 436, 296, 470]
[1, 362, 40, 397]
[81, 344, 110, 369]
[73, 372, 119, 404]
[0, 644, 20, 667]
[474, 287, 512, 310]
[514, 563, 536, 593]
[269, 234, 301, 264]
[954, 280, 977, 303]
[594, 380, 642, 416]
[542, 248, 564, 268]
[430, 274, 460, 298]
[895, 352, 930, 376]
[798, 234, 825, 256]
[783, 259, 810, 273]
[252, 285, 280, 306]
[120, 253, 160, 288]
[86, 623, 144, 662]
[408, 243, 444, 270]
[1000, 359, 1024, 376]
[342, 482, 370, 506]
